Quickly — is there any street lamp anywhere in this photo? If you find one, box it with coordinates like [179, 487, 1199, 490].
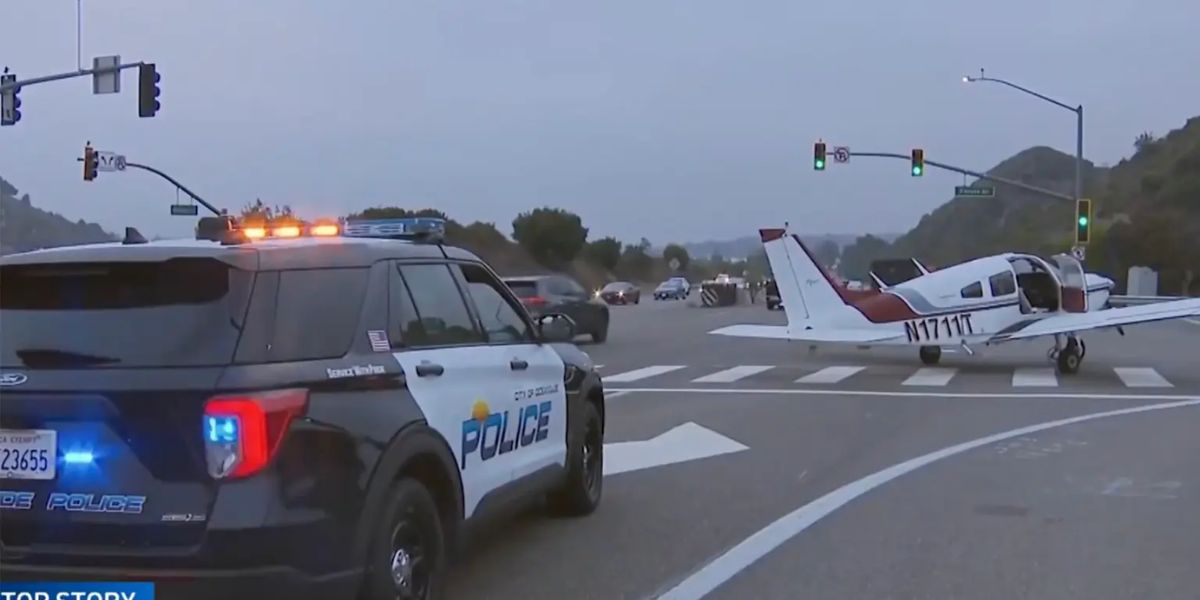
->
[962, 68, 1084, 205]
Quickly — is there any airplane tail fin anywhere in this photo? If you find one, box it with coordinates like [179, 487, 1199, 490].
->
[760, 229, 872, 329]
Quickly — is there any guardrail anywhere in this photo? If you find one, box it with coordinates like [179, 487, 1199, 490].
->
[1107, 295, 1189, 306]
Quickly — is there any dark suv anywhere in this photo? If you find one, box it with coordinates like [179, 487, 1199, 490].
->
[0, 219, 606, 600]
[503, 275, 609, 343]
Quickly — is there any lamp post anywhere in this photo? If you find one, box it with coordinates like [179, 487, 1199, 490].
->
[962, 68, 1084, 203]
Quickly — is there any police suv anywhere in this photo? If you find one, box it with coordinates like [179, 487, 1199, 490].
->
[0, 217, 606, 599]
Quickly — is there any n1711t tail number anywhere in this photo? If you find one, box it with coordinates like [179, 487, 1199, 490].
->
[905, 313, 974, 343]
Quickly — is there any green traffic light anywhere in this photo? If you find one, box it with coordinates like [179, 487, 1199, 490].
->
[815, 159, 825, 170]
[911, 166, 922, 176]
[1078, 216, 1088, 226]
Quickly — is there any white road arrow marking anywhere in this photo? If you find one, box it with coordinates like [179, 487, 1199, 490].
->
[604, 422, 748, 476]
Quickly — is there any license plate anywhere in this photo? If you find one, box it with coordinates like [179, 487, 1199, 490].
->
[0, 429, 57, 480]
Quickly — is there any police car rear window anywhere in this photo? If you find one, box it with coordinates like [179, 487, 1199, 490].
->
[0, 259, 252, 368]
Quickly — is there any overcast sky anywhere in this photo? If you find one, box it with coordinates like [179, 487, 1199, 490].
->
[2, 0, 1196, 243]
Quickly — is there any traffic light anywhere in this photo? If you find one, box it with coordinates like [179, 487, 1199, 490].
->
[911, 148, 924, 176]
[0, 74, 20, 126]
[814, 141, 826, 171]
[83, 144, 98, 181]
[138, 63, 161, 118]
[1074, 198, 1092, 244]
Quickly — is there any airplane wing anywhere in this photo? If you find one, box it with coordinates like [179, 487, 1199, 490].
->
[709, 324, 906, 343]
[988, 298, 1200, 343]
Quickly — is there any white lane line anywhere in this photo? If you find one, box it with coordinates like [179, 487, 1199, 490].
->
[1186, 318, 1200, 326]
[901, 367, 957, 386]
[1114, 367, 1173, 388]
[601, 387, 1198, 401]
[595, 364, 604, 370]
[655, 397, 1200, 600]
[795, 366, 864, 384]
[691, 366, 774, 384]
[1012, 368, 1058, 387]
[603, 365, 686, 383]
[606, 390, 632, 399]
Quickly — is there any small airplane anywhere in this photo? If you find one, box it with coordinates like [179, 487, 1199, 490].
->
[711, 227, 1200, 374]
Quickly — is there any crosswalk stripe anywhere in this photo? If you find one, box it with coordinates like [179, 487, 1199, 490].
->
[902, 367, 958, 386]
[604, 365, 686, 383]
[795, 366, 865, 384]
[691, 366, 774, 383]
[1012, 368, 1058, 387]
[1113, 367, 1173, 388]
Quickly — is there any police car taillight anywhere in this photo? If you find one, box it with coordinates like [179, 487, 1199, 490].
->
[243, 226, 268, 240]
[203, 389, 308, 479]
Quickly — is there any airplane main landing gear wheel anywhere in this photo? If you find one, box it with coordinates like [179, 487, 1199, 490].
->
[1056, 337, 1083, 375]
[919, 346, 941, 365]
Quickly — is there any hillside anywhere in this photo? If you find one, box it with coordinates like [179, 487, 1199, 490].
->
[840, 115, 1200, 294]
[1, 176, 115, 254]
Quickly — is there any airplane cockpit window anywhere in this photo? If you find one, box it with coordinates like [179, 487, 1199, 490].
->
[989, 271, 1017, 296]
[960, 281, 983, 298]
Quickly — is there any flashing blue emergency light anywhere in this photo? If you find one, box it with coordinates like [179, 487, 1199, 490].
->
[206, 416, 239, 444]
[63, 451, 95, 465]
[342, 218, 446, 243]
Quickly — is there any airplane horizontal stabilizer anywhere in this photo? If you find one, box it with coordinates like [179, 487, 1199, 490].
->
[990, 297, 1200, 342]
[709, 324, 905, 343]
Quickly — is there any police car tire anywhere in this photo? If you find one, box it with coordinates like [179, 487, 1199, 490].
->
[363, 478, 446, 600]
[547, 401, 603, 516]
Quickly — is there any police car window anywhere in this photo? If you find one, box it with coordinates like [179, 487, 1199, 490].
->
[1, 259, 252, 368]
[235, 267, 368, 363]
[456, 264, 532, 344]
[397, 264, 484, 346]
[960, 281, 983, 299]
[989, 271, 1017, 296]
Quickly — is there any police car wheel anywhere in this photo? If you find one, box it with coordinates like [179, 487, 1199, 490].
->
[547, 401, 603, 516]
[364, 478, 446, 600]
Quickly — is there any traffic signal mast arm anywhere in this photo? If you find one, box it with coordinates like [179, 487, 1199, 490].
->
[845, 150, 1074, 201]
[77, 153, 222, 216]
[0, 62, 146, 93]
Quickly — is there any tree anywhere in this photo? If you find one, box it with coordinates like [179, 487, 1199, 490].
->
[662, 243, 690, 272]
[616, 238, 653, 280]
[839, 235, 892, 281]
[813, 239, 841, 268]
[583, 237, 622, 271]
[241, 198, 294, 223]
[511, 207, 588, 268]
[1134, 131, 1156, 154]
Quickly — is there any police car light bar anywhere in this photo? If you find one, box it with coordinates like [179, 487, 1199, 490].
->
[342, 218, 446, 243]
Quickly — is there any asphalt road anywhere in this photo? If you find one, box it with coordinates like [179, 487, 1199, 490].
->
[447, 297, 1200, 599]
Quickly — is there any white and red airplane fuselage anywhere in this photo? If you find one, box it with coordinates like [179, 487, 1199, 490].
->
[711, 228, 1200, 374]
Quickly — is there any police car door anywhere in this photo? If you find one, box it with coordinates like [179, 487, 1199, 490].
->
[452, 263, 568, 484]
[388, 262, 516, 519]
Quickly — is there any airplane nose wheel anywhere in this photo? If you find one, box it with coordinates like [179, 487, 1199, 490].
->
[1054, 336, 1083, 375]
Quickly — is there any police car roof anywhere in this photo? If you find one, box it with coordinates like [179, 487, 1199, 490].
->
[0, 235, 482, 271]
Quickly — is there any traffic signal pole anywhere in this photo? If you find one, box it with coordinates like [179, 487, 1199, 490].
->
[846, 151, 1074, 201]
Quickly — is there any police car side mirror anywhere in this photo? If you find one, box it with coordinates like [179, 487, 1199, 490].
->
[537, 314, 575, 343]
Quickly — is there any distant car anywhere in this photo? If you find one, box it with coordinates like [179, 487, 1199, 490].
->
[765, 279, 782, 310]
[598, 281, 640, 305]
[654, 278, 689, 300]
[504, 275, 610, 343]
